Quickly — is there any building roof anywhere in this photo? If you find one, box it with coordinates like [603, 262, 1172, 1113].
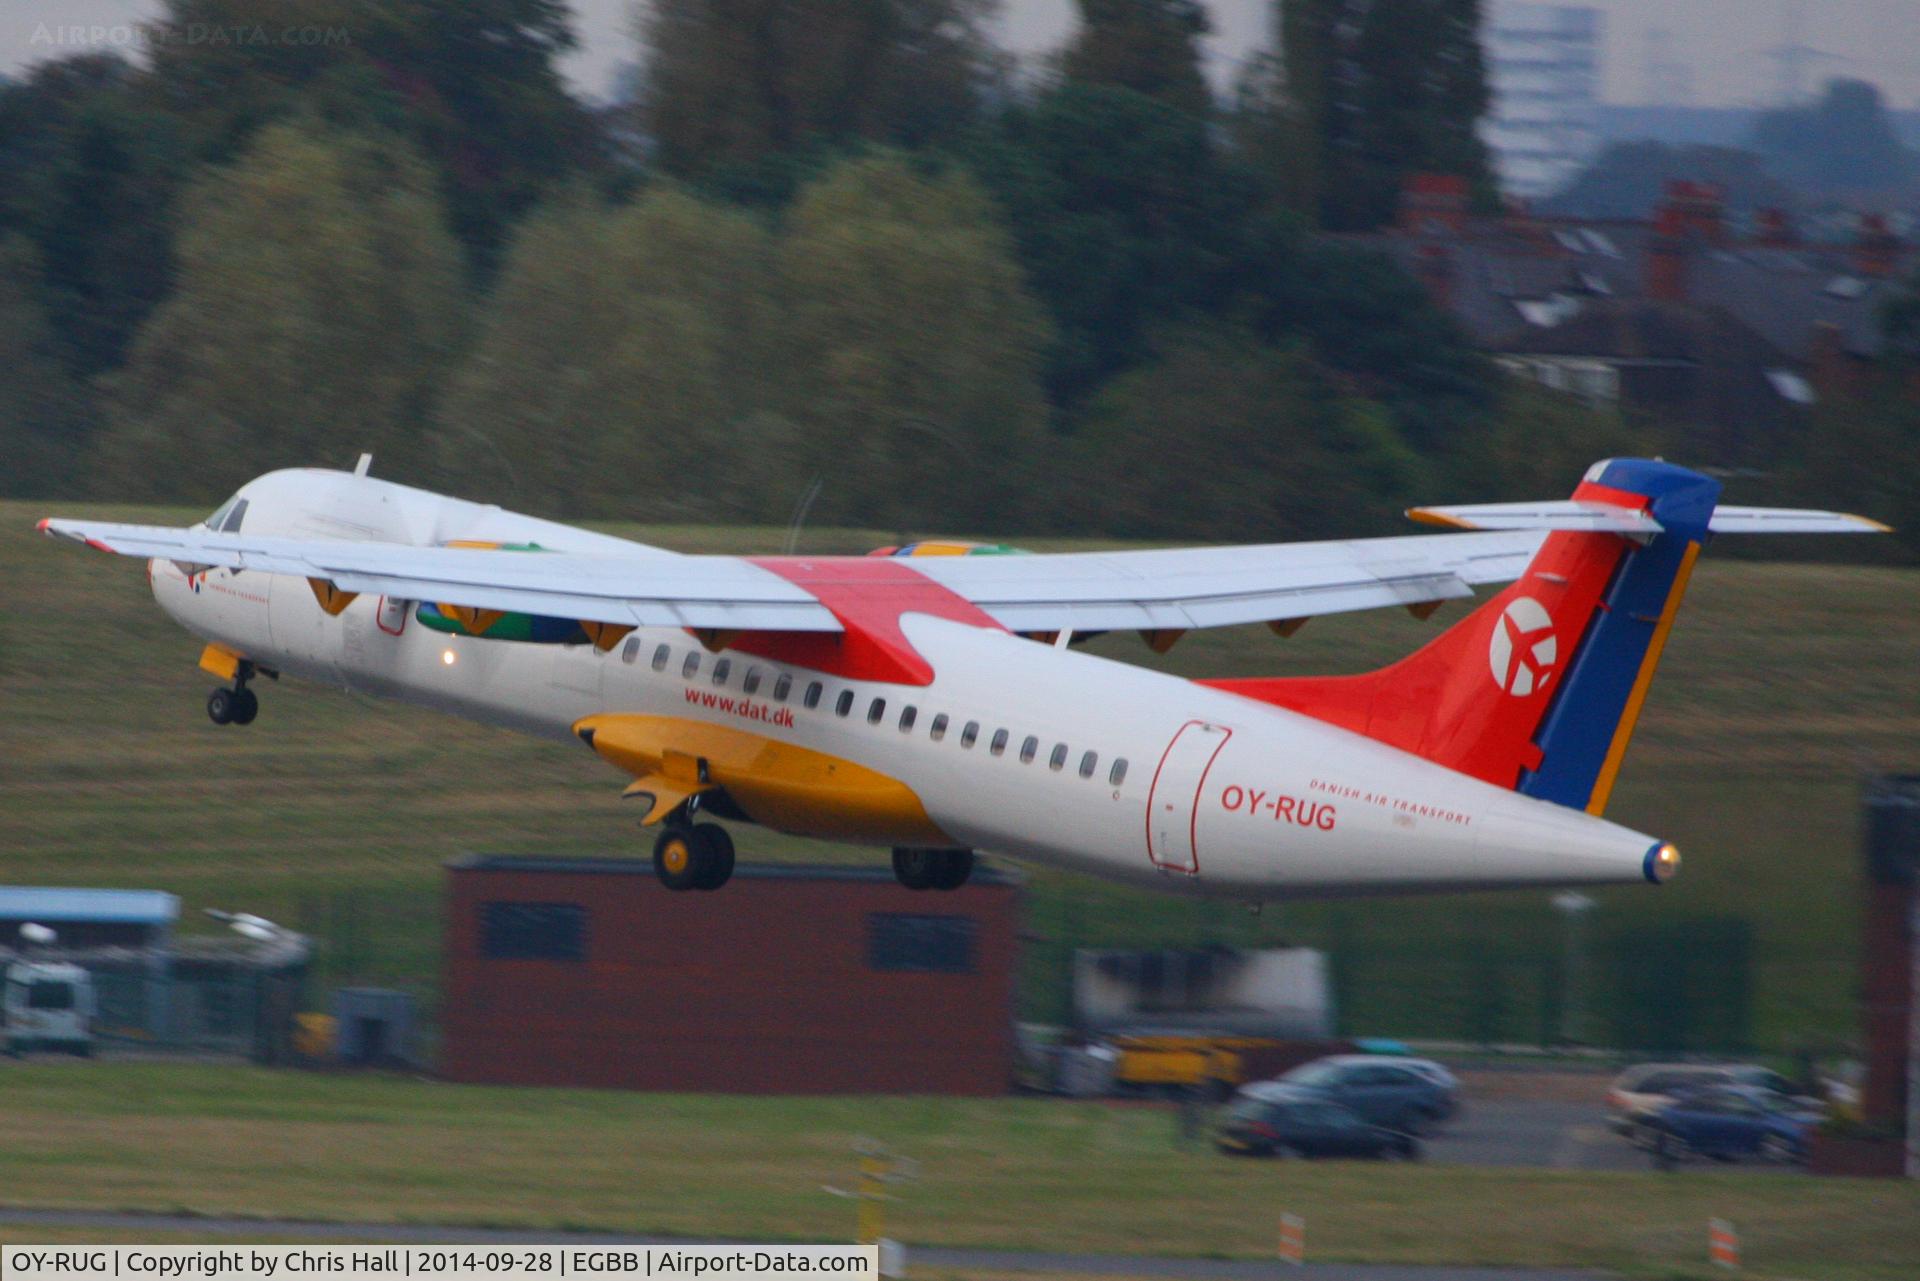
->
[1356, 216, 1914, 363]
[0, 887, 179, 925]
[448, 855, 1024, 886]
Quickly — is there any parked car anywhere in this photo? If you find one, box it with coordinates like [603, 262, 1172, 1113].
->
[1606, 1063, 1823, 1146]
[1264, 1054, 1459, 1133]
[1217, 1084, 1420, 1160]
[2, 961, 95, 1057]
[1643, 1085, 1822, 1169]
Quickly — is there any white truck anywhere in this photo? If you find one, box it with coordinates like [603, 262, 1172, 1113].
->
[3, 961, 96, 1056]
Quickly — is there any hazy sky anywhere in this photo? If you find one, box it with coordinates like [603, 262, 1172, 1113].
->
[7, 1, 1920, 110]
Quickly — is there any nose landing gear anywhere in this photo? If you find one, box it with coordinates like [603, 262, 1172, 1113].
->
[207, 661, 260, 726]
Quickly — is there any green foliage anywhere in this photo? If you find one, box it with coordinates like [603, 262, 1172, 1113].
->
[1059, 0, 1212, 117]
[0, 237, 98, 497]
[1062, 329, 1430, 540]
[1749, 78, 1919, 197]
[967, 82, 1268, 404]
[145, 0, 596, 266]
[779, 153, 1053, 529]
[0, 55, 189, 377]
[1289, 0, 1494, 231]
[638, 0, 999, 188]
[1780, 374, 1920, 559]
[433, 186, 790, 521]
[90, 122, 466, 501]
[1452, 379, 1666, 502]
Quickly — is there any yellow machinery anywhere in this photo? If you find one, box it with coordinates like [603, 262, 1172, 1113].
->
[1111, 1034, 1287, 1095]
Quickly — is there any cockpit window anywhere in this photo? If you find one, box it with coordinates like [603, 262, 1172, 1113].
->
[204, 496, 248, 532]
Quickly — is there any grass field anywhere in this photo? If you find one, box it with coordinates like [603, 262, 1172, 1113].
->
[0, 1064, 1914, 1281]
[4, 502, 1918, 1048]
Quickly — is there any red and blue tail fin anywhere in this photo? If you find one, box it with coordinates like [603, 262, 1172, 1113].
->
[1205, 459, 1721, 815]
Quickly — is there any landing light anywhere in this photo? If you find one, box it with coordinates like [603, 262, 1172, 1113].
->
[441, 649, 457, 666]
[1643, 841, 1681, 885]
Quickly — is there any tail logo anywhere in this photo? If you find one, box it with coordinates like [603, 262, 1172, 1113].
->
[1489, 597, 1559, 697]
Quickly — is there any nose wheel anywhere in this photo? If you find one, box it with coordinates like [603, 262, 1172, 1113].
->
[653, 822, 735, 891]
[207, 662, 260, 726]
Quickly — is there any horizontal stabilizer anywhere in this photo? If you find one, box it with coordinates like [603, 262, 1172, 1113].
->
[1706, 506, 1891, 534]
[1408, 501, 1665, 535]
[1411, 500, 1888, 537]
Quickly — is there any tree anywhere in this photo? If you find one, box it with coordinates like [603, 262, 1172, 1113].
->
[432, 187, 791, 520]
[1059, 0, 1211, 117]
[91, 123, 465, 500]
[968, 82, 1265, 405]
[778, 154, 1052, 530]
[1062, 328, 1430, 541]
[637, 0, 1000, 191]
[0, 237, 96, 497]
[0, 55, 189, 377]
[144, 0, 597, 266]
[1286, 0, 1493, 231]
[1749, 79, 1918, 197]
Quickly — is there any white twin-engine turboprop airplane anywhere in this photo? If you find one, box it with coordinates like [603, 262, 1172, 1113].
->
[41, 457, 1885, 898]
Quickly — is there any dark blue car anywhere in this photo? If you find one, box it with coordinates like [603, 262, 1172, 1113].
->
[1216, 1085, 1420, 1160]
[1645, 1085, 1820, 1168]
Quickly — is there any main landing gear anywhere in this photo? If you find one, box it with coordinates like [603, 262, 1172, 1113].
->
[653, 822, 736, 892]
[892, 847, 974, 891]
[206, 661, 260, 727]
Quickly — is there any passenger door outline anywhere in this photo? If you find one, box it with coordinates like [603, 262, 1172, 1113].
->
[1146, 720, 1232, 874]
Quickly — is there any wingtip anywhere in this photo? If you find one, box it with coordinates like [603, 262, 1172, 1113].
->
[35, 517, 50, 535]
[1406, 507, 1479, 530]
[1844, 513, 1895, 533]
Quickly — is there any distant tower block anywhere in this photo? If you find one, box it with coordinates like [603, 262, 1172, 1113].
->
[1481, 4, 1604, 200]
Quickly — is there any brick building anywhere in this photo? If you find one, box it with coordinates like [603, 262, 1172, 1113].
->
[441, 857, 1022, 1094]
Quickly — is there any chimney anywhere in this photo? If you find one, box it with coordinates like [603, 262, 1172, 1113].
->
[1853, 213, 1902, 278]
[1413, 242, 1456, 310]
[1399, 174, 1471, 237]
[1645, 203, 1689, 303]
[1754, 207, 1798, 248]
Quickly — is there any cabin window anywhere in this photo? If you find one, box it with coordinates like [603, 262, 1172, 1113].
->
[712, 658, 731, 686]
[835, 689, 854, 717]
[899, 705, 917, 732]
[1079, 750, 1098, 779]
[1109, 759, 1129, 786]
[1049, 743, 1068, 772]
[682, 651, 701, 679]
[990, 729, 1009, 757]
[805, 681, 824, 709]
[651, 644, 671, 672]
[621, 637, 641, 664]
[961, 721, 980, 748]
[743, 667, 763, 694]
[773, 674, 793, 702]
[930, 713, 949, 742]
[1019, 735, 1039, 764]
[868, 697, 887, 725]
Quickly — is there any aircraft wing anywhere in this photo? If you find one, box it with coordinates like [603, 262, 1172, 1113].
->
[899, 531, 1545, 632]
[37, 519, 841, 633]
[39, 518, 1546, 638]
